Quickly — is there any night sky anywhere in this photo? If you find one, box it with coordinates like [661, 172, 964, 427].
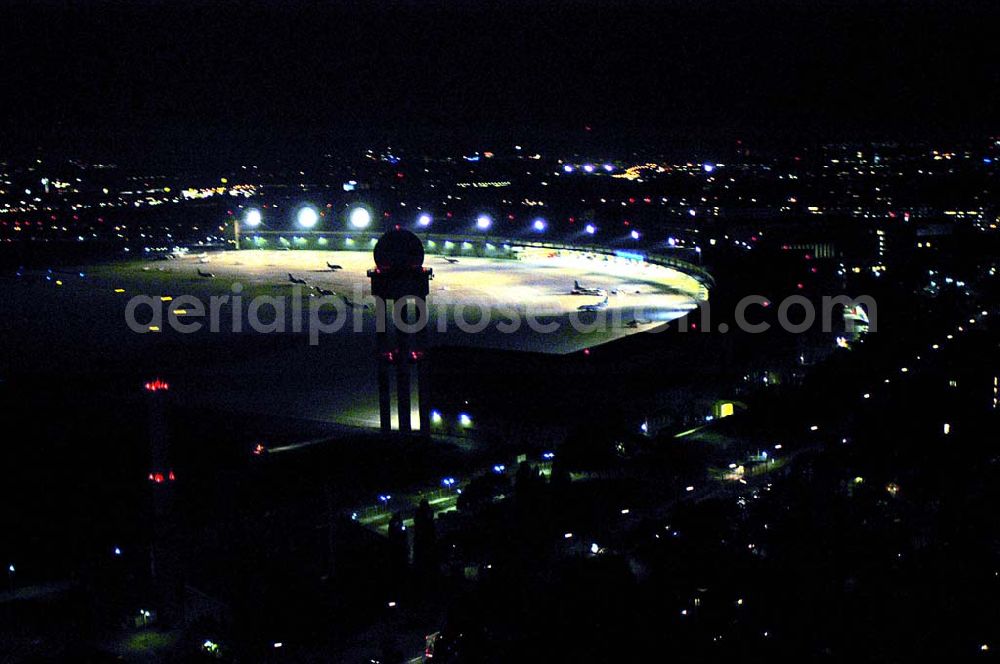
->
[3, 0, 999, 160]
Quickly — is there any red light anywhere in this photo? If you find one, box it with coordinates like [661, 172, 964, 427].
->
[751, 235, 758, 242]
[804, 254, 812, 261]
[583, 348, 591, 356]
[796, 283, 804, 290]
[409, 350, 425, 362]
[762, 300, 771, 308]
[144, 379, 170, 392]
[690, 322, 698, 330]
[811, 266, 818, 274]
[396, 172, 404, 179]
[168, 470, 176, 481]
[252, 443, 266, 456]
[149, 472, 165, 484]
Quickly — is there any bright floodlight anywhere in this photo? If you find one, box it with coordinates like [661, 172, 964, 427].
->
[533, 218, 547, 231]
[703, 163, 715, 173]
[349, 206, 372, 229]
[476, 214, 492, 230]
[244, 208, 262, 227]
[585, 223, 596, 235]
[630, 229, 640, 240]
[583, 163, 595, 173]
[602, 163, 614, 172]
[563, 164, 574, 173]
[297, 206, 319, 229]
[417, 212, 432, 227]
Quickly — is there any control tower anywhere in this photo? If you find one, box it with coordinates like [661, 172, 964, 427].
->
[144, 378, 184, 625]
[368, 228, 433, 436]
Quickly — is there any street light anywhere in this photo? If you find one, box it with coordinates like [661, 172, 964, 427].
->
[297, 206, 319, 229]
[532, 218, 547, 232]
[585, 224, 596, 235]
[476, 214, 492, 231]
[349, 206, 372, 229]
[244, 208, 262, 227]
[417, 212, 432, 228]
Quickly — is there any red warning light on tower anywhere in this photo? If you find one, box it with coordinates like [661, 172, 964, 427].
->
[144, 379, 170, 392]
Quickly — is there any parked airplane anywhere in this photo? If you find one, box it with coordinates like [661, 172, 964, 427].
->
[197, 268, 215, 278]
[571, 280, 604, 296]
[288, 273, 308, 285]
[577, 296, 609, 312]
[315, 286, 336, 297]
[326, 262, 343, 271]
[441, 257, 460, 264]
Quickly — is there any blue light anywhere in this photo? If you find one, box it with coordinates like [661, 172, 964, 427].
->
[985, 157, 994, 165]
[459, 413, 472, 426]
[563, 164, 574, 173]
[533, 218, 547, 231]
[602, 163, 614, 172]
[615, 250, 645, 261]
[630, 229, 640, 240]
[542, 451, 555, 460]
[417, 212, 432, 227]
[585, 224, 596, 235]
[476, 215, 492, 230]
[583, 163, 595, 173]
[703, 163, 715, 173]
[441, 477, 456, 487]
[492, 464, 506, 474]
